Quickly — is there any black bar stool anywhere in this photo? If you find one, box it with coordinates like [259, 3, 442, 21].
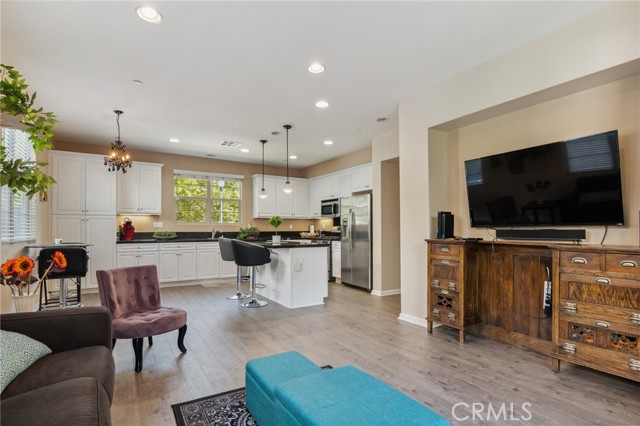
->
[230, 239, 271, 308]
[218, 237, 250, 300]
[38, 247, 88, 310]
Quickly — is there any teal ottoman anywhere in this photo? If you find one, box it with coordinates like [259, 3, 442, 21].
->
[245, 351, 322, 426]
[274, 366, 451, 426]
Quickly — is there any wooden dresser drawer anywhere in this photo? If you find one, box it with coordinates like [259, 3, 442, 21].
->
[605, 253, 640, 275]
[555, 338, 640, 379]
[429, 243, 461, 258]
[559, 300, 640, 329]
[429, 306, 461, 328]
[559, 251, 600, 271]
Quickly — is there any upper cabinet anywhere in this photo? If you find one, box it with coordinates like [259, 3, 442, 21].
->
[319, 174, 341, 200]
[50, 151, 116, 216]
[252, 175, 276, 217]
[350, 163, 372, 193]
[254, 175, 307, 218]
[117, 162, 163, 215]
[308, 179, 322, 219]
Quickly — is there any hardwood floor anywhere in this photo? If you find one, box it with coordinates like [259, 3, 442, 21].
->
[84, 282, 639, 426]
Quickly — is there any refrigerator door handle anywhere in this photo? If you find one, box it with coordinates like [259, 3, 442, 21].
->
[351, 210, 356, 252]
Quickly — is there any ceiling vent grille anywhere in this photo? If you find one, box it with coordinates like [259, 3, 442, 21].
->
[219, 140, 242, 149]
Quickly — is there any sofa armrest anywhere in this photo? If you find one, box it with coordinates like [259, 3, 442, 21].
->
[0, 306, 112, 353]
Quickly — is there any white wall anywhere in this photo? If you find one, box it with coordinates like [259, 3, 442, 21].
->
[398, 2, 640, 324]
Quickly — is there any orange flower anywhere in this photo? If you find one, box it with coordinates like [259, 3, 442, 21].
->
[1, 258, 17, 276]
[14, 256, 34, 277]
[52, 251, 67, 269]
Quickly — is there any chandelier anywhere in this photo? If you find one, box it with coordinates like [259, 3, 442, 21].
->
[104, 110, 132, 173]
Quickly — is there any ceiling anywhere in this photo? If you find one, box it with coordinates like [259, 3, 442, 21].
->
[1, 1, 611, 168]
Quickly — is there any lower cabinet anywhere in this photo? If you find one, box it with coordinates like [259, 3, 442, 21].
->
[331, 241, 341, 279]
[116, 244, 159, 268]
[158, 243, 197, 282]
[196, 242, 237, 279]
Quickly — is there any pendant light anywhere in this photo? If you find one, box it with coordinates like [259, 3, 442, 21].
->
[104, 110, 133, 173]
[259, 139, 268, 199]
[283, 124, 293, 194]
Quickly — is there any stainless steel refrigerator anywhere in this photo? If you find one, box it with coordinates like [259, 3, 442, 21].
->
[340, 194, 371, 291]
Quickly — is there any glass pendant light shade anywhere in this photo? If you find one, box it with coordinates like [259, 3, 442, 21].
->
[259, 139, 268, 199]
[283, 124, 292, 194]
[104, 110, 133, 173]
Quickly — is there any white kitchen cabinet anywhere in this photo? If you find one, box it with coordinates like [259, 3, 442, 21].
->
[308, 179, 322, 218]
[117, 162, 163, 215]
[50, 151, 116, 216]
[291, 180, 308, 217]
[51, 215, 116, 289]
[351, 163, 372, 192]
[158, 242, 197, 282]
[252, 175, 276, 218]
[196, 242, 236, 279]
[340, 171, 352, 198]
[116, 244, 159, 268]
[275, 177, 291, 217]
[319, 174, 340, 200]
[332, 241, 341, 279]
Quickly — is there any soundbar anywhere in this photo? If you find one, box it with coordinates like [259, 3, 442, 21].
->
[495, 229, 586, 241]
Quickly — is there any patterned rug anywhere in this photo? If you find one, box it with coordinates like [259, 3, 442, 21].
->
[172, 366, 332, 426]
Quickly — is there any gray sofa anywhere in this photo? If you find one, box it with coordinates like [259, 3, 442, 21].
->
[1, 306, 115, 426]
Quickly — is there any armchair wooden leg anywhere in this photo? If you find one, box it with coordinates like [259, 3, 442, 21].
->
[132, 338, 144, 372]
[177, 324, 187, 353]
[148, 336, 153, 346]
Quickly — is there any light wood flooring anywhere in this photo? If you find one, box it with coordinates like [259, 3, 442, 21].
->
[84, 282, 639, 426]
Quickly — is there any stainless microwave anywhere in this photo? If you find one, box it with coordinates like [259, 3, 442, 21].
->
[321, 199, 340, 217]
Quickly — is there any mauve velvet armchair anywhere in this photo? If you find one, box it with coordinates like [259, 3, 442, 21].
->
[96, 265, 187, 372]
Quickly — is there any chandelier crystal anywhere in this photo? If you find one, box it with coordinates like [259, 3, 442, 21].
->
[104, 110, 132, 173]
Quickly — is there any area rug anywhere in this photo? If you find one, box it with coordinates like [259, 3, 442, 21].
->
[172, 366, 332, 426]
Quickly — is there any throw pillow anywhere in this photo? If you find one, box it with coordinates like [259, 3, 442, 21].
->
[0, 330, 52, 394]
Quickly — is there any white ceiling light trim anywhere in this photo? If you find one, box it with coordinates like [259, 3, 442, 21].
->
[169, 138, 180, 143]
[308, 63, 325, 73]
[136, 6, 163, 24]
[315, 100, 329, 108]
[323, 140, 333, 145]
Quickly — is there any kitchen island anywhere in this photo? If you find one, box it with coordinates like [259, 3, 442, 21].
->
[254, 240, 329, 309]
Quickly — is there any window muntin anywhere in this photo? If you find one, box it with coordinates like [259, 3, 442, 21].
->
[174, 172, 241, 224]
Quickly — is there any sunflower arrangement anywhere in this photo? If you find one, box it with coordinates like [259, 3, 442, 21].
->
[1, 251, 67, 296]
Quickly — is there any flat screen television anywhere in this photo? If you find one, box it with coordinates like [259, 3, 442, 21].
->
[464, 130, 624, 228]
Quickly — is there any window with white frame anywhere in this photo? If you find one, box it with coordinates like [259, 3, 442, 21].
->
[1, 128, 37, 243]
[173, 170, 242, 224]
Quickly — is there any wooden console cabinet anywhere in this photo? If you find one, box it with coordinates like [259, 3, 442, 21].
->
[425, 240, 479, 343]
[551, 245, 640, 381]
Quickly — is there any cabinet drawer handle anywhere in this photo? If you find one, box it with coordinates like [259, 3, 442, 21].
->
[570, 257, 588, 264]
[440, 247, 450, 253]
[431, 280, 440, 288]
[630, 359, 640, 372]
[594, 321, 610, 329]
[439, 290, 449, 296]
[630, 313, 640, 325]
[620, 260, 638, 268]
[595, 277, 611, 285]
[441, 260, 450, 265]
[448, 282, 457, 291]
[447, 312, 456, 321]
[561, 343, 576, 354]
[564, 302, 577, 314]
[431, 309, 440, 318]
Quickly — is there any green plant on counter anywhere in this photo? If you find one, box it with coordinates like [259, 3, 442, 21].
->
[1, 64, 58, 198]
[152, 231, 177, 239]
[267, 216, 283, 234]
[237, 225, 260, 240]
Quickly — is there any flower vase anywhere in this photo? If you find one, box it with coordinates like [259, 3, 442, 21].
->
[12, 293, 39, 313]
[272, 235, 281, 244]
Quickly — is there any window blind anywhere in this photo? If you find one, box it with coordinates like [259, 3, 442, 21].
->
[565, 136, 619, 173]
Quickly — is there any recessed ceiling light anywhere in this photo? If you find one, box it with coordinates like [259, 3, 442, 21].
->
[289, 155, 297, 159]
[240, 148, 250, 153]
[206, 154, 216, 158]
[169, 138, 180, 143]
[355, 129, 362, 132]
[136, 6, 163, 24]
[271, 131, 281, 136]
[315, 100, 329, 108]
[376, 117, 389, 123]
[308, 63, 325, 74]
[132, 79, 143, 85]
[323, 140, 333, 145]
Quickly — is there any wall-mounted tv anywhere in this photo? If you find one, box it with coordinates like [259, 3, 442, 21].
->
[464, 130, 624, 228]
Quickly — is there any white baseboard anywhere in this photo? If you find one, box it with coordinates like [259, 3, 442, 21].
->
[398, 313, 427, 327]
[371, 288, 401, 297]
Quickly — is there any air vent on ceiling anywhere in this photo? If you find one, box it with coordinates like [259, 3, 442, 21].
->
[219, 140, 242, 149]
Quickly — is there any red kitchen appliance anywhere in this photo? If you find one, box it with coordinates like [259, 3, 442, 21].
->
[120, 217, 135, 241]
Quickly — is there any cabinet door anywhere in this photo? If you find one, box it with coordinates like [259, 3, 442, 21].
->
[116, 166, 140, 214]
[351, 164, 372, 192]
[308, 179, 321, 218]
[85, 216, 116, 288]
[220, 258, 237, 278]
[138, 251, 158, 267]
[254, 177, 276, 217]
[275, 178, 292, 217]
[292, 180, 308, 217]
[138, 165, 162, 214]
[178, 250, 197, 281]
[117, 252, 139, 268]
[51, 215, 86, 243]
[85, 156, 116, 215]
[197, 249, 221, 279]
[320, 174, 340, 200]
[340, 171, 352, 198]
[51, 153, 85, 215]
[332, 243, 341, 278]
[158, 251, 179, 282]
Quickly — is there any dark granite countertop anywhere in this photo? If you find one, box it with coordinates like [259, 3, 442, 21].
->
[116, 231, 339, 244]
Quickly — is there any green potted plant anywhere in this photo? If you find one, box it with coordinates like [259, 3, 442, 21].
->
[237, 225, 260, 240]
[268, 216, 283, 243]
[1, 64, 58, 198]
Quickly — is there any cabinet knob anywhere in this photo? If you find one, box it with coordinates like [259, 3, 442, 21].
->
[441, 260, 450, 265]
[629, 313, 640, 325]
[570, 257, 588, 264]
[561, 343, 576, 354]
[629, 359, 640, 372]
[440, 247, 450, 253]
[595, 277, 611, 285]
[620, 260, 638, 268]
[431, 279, 440, 288]
[594, 320, 610, 329]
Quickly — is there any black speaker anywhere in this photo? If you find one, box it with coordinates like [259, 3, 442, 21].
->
[495, 229, 586, 241]
[437, 211, 454, 239]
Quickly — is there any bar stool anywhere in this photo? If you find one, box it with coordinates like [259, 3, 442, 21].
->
[218, 237, 250, 300]
[38, 246, 89, 310]
[230, 239, 271, 308]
